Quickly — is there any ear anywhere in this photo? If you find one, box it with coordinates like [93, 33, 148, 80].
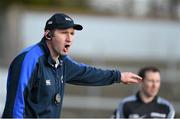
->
[44, 30, 51, 40]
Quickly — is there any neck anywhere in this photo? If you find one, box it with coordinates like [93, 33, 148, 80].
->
[139, 91, 154, 103]
[46, 41, 59, 62]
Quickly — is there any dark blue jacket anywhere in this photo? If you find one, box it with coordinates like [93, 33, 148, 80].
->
[2, 38, 121, 118]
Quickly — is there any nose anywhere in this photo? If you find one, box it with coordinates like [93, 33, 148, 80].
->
[66, 33, 73, 42]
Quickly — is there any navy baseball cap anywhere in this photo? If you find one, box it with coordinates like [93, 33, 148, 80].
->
[45, 13, 83, 31]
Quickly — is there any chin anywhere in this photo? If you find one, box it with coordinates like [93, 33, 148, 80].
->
[149, 92, 158, 97]
[61, 52, 68, 56]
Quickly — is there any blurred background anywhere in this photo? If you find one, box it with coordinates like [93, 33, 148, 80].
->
[0, 0, 180, 118]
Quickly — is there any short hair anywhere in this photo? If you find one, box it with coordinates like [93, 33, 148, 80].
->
[138, 66, 160, 79]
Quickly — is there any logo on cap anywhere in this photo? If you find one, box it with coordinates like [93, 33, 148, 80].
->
[48, 21, 53, 24]
[65, 17, 72, 21]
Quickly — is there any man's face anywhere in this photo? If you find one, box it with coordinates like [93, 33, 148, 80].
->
[51, 28, 75, 56]
[141, 71, 161, 98]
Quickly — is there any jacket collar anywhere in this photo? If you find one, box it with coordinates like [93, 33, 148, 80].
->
[39, 37, 66, 67]
[136, 91, 157, 104]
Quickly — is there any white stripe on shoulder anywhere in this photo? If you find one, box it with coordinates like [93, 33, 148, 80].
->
[157, 97, 175, 118]
[121, 95, 137, 103]
[116, 95, 137, 118]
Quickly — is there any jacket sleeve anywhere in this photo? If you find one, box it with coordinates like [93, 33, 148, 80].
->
[114, 102, 125, 118]
[167, 102, 175, 118]
[158, 97, 175, 119]
[64, 56, 121, 86]
[2, 46, 43, 118]
[2, 53, 27, 118]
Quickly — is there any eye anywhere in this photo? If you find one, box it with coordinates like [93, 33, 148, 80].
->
[61, 31, 67, 34]
[71, 32, 75, 36]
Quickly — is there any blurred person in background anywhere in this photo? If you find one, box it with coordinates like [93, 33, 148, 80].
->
[112, 66, 175, 118]
[2, 13, 142, 118]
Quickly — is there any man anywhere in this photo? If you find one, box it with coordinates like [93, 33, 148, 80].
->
[113, 66, 175, 118]
[2, 13, 142, 118]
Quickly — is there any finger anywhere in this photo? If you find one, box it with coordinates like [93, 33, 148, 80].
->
[123, 78, 141, 85]
[125, 80, 139, 85]
[129, 78, 140, 83]
[133, 77, 142, 83]
[131, 73, 142, 80]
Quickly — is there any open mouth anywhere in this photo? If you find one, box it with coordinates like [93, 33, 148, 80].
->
[63, 44, 70, 52]
[65, 44, 70, 48]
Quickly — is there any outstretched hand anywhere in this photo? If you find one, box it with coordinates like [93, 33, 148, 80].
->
[121, 72, 142, 84]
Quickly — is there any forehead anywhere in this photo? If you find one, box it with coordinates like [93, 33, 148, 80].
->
[144, 71, 161, 80]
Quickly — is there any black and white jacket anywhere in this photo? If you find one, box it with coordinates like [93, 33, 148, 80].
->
[113, 92, 175, 118]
